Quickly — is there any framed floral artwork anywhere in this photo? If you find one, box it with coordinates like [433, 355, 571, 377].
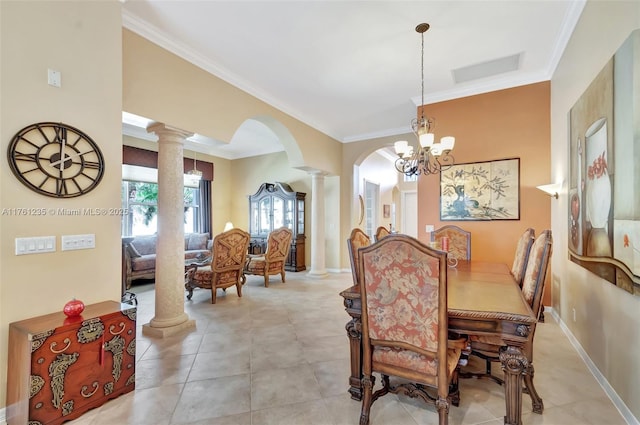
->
[439, 158, 520, 221]
[568, 29, 640, 294]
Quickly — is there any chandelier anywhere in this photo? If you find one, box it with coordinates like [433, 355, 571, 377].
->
[394, 23, 455, 177]
[185, 151, 202, 185]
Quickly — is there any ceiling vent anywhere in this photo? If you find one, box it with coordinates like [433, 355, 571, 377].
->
[452, 53, 521, 84]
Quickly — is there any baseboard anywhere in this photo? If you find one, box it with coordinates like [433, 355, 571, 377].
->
[549, 307, 639, 425]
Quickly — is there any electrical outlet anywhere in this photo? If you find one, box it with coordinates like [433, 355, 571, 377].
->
[425, 224, 434, 233]
[572, 308, 576, 322]
[47, 69, 61, 87]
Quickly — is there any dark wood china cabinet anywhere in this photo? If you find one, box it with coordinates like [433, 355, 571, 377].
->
[248, 182, 306, 271]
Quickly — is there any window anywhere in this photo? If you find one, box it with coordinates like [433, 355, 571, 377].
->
[404, 173, 418, 182]
[121, 180, 200, 236]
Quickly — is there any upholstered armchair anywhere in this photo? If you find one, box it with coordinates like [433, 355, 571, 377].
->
[358, 234, 464, 425]
[461, 229, 552, 414]
[244, 227, 293, 287]
[433, 225, 471, 261]
[511, 228, 535, 288]
[186, 228, 251, 304]
[374, 226, 390, 242]
[347, 228, 371, 286]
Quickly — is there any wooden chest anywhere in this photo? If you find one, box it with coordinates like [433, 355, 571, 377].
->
[6, 301, 136, 425]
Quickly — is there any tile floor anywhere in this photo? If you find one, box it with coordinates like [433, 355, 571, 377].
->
[67, 272, 626, 425]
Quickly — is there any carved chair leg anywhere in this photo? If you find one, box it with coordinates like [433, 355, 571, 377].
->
[185, 285, 194, 300]
[264, 274, 269, 288]
[523, 364, 544, 414]
[450, 370, 460, 407]
[436, 396, 450, 425]
[211, 287, 217, 304]
[359, 375, 374, 425]
[236, 281, 243, 298]
[281, 270, 286, 283]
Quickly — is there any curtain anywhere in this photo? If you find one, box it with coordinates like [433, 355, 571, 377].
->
[199, 179, 212, 237]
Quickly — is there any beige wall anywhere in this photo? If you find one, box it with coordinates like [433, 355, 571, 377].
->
[551, 1, 640, 420]
[0, 1, 123, 409]
[123, 29, 342, 177]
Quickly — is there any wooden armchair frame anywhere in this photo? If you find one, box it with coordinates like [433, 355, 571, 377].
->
[186, 228, 251, 304]
[244, 227, 293, 287]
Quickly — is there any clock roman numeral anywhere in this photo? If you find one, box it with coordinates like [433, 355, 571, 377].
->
[13, 152, 37, 162]
[83, 160, 100, 169]
[56, 179, 68, 196]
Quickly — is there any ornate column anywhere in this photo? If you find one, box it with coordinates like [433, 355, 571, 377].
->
[142, 122, 196, 338]
[308, 171, 328, 277]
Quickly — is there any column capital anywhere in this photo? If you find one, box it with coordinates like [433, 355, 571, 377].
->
[147, 122, 193, 141]
[308, 170, 328, 178]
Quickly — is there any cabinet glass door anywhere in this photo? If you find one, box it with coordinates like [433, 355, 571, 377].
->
[284, 199, 294, 230]
[297, 199, 305, 234]
[258, 197, 271, 234]
[273, 197, 284, 229]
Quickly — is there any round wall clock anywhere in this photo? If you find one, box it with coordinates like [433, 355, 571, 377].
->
[7, 122, 105, 198]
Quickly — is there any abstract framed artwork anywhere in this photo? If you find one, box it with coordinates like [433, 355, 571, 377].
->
[440, 157, 520, 221]
[568, 29, 640, 295]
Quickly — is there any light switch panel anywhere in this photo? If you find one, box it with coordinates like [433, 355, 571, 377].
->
[15, 236, 56, 255]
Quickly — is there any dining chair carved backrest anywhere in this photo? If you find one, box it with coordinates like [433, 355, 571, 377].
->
[186, 228, 251, 304]
[433, 225, 471, 261]
[374, 226, 391, 242]
[511, 228, 535, 288]
[347, 228, 371, 286]
[358, 234, 463, 425]
[244, 227, 293, 287]
[461, 229, 553, 415]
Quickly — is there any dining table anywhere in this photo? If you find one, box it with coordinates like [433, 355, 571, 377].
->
[340, 260, 538, 425]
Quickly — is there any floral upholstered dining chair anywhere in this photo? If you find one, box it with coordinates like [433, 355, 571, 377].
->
[511, 228, 535, 288]
[374, 225, 391, 242]
[347, 228, 371, 286]
[433, 225, 471, 261]
[461, 229, 552, 415]
[358, 234, 464, 425]
[244, 227, 293, 287]
[186, 227, 251, 304]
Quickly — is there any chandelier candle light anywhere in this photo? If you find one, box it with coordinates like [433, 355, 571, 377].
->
[394, 23, 455, 177]
[187, 152, 202, 182]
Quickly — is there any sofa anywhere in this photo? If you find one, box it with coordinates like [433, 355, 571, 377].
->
[122, 233, 211, 289]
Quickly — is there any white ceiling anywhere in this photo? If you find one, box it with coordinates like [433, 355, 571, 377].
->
[121, 0, 585, 159]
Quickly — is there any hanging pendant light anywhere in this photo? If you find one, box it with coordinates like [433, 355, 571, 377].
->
[394, 23, 456, 177]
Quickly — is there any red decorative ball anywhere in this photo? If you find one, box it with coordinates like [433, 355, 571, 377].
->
[63, 298, 85, 317]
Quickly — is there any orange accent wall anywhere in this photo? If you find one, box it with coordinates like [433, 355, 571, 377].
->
[418, 82, 552, 306]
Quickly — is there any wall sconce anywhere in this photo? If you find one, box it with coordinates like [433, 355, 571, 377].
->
[536, 183, 561, 199]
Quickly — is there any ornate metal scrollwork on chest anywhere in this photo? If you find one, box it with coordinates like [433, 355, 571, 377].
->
[48, 352, 79, 409]
[104, 335, 125, 382]
[122, 308, 136, 321]
[31, 330, 54, 352]
[61, 400, 74, 416]
[126, 338, 136, 357]
[30, 375, 45, 398]
[103, 381, 114, 396]
[77, 318, 104, 343]
[125, 373, 135, 386]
